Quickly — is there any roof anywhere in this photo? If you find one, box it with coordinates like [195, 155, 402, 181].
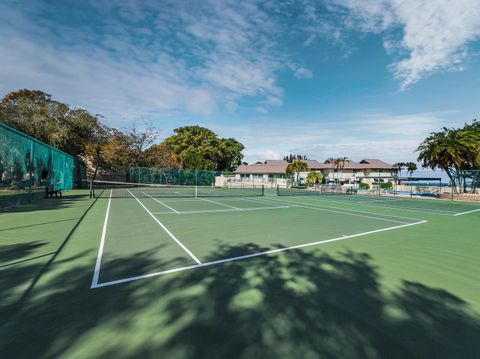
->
[264, 160, 287, 165]
[235, 163, 287, 174]
[235, 158, 395, 174]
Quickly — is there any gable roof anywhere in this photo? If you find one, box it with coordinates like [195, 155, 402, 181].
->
[235, 163, 287, 174]
[235, 158, 395, 174]
[264, 160, 287, 165]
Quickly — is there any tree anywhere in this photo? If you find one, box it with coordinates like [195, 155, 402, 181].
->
[215, 138, 245, 172]
[126, 122, 158, 167]
[283, 154, 308, 163]
[416, 121, 480, 192]
[0, 89, 106, 156]
[394, 162, 416, 177]
[164, 126, 244, 171]
[306, 171, 323, 186]
[331, 157, 348, 184]
[286, 160, 309, 185]
[405, 162, 417, 176]
[144, 142, 179, 169]
[393, 162, 405, 177]
[82, 117, 111, 181]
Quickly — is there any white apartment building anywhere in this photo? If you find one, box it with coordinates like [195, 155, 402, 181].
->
[221, 159, 397, 188]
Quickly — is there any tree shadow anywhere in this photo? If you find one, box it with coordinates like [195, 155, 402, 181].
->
[1, 244, 479, 359]
[0, 191, 93, 213]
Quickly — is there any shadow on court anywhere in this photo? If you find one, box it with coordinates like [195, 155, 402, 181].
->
[1, 243, 479, 359]
[0, 191, 92, 214]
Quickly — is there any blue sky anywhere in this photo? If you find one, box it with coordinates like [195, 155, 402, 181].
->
[1, 0, 480, 164]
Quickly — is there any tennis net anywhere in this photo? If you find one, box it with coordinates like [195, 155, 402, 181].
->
[277, 185, 352, 196]
[91, 180, 264, 198]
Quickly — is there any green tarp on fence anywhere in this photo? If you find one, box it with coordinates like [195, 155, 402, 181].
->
[0, 122, 79, 209]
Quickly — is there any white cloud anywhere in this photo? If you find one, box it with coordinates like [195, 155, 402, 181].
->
[328, 0, 480, 88]
[0, 0, 308, 121]
[220, 111, 462, 163]
[290, 139, 422, 164]
[243, 149, 283, 162]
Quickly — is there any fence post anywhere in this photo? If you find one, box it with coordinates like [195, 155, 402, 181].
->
[28, 139, 33, 202]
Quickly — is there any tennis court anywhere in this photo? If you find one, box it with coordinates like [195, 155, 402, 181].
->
[2, 185, 480, 358]
[277, 187, 480, 216]
[88, 181, 480, 288]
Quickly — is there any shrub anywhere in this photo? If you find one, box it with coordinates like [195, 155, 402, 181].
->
[359, 183, 370, 190]
[380, 182, 393, 190]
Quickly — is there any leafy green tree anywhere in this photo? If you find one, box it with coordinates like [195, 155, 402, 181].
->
[286, 160, 309, 185]
[416, 121, 480, 192]
[165, 126, 244, 171]
[0, 89, 106, 156]
[359, 182, 370, 190]
[306, 171, 323, 186]
[144, 142, 179, 169]
[215, 138, 244, 172]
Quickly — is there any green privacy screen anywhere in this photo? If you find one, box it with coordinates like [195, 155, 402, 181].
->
[0, 122, 75, 209]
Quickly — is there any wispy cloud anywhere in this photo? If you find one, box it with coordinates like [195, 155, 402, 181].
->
[216, 111, 463, 163]
[326, 0, 480, 89]
[0, 0, 311, 120]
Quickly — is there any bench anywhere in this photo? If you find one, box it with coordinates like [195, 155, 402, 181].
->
[45, 185, 62, 198]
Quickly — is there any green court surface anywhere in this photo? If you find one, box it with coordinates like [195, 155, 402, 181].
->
[1, 189, 479, 358]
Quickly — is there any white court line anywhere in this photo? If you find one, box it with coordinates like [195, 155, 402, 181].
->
[284, 195, 455, 216]
[235, 196, 296, 208]
[356, 198, 408, 204]
[453, 208, 480, 216]
[173, 190, 240, 209]
[237, 196, 411, 224]
[196, 196, 240, 209]
[257, 196, 424, 222]
[94, 219, 427, 288]
[143, 192, 180, 214]
[165, 205, 292, 215]
[91, 190, 112, 289]
[129, 190, 201, 264]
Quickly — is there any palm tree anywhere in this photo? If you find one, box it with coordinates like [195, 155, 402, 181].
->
[286, 160, 309, 186]
[405, 162, 417, 176]
[306, 171, 323, 186]
[393, 162, 405, 177]
[332, 157, 348, 184]
[417, 126, 480, 192]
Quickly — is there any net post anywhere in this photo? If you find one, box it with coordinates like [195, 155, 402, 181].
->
[89, 179, 93, 198]
[261, 185, 265, 196]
